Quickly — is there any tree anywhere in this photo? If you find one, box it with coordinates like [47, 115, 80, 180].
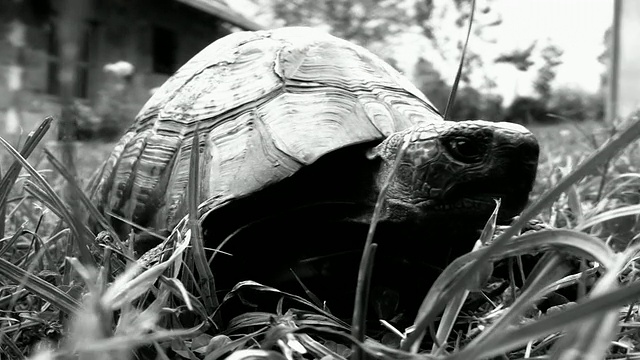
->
[494, 42, 536, 106]
[598, 27, 611, 92]
[413, 57, 451, 112]
[414, 57, 505, 121]
[504, 96, 549, 124]
[495, 42, 536, 71]
[548, 86, 605, 122]
[533, 43, 564, 102]
[261, 0, 412, 48]
[258, 0, 507, 121]
[415, 0, 503, 50]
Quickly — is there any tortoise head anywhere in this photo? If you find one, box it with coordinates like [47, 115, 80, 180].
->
[369, 120, 539, 225]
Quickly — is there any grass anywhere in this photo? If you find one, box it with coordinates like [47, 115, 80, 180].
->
[2, 113, 640, 360]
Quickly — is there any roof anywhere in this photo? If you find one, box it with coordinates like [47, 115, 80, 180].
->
[176, 0, 264, 31]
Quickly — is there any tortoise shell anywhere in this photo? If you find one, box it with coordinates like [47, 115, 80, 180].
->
[88, 27, 443, 238]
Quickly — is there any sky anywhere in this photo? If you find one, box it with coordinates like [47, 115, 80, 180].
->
[487, 0, 613, 102]
[390, 0, 615, 104]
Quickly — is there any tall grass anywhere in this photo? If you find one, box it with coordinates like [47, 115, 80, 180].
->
[2, 106, 640, 360]
[1, 6, 640, 355]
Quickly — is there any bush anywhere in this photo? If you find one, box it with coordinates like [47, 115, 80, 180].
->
[503, 96, 551, 124]
[548, 86, 605, 122]
[73, 61, 137, 142]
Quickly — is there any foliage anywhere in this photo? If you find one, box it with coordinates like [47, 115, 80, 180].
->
[449, 86, 505, 120]
[414, 57, 452, 113]
[414, 0, 503, 52]
[495, 41, 536, 71]
[260, 0, 412, 48]
[0, 2, 632, 358]
[533, 43, 564, 102]
[73, 101, 128, 142]
[257, 0, 610, 126]
[504, 96, 550, 124]
[598, 27, 612, 90]
[4, 105, 640, 360]
[547, 87, 606, 122]
[414, 58, 504, 121]
[72, 62, 136, 142]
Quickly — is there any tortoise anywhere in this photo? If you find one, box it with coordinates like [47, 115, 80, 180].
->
[88, 27, 539, 323]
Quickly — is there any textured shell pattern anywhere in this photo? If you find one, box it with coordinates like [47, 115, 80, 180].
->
[89, 27, 443, 234]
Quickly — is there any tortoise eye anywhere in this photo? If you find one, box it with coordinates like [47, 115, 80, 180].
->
[447, 138, 485, 163]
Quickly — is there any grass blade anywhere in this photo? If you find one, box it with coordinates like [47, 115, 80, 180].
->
[447, 279, 640, 359]
[23, 181, 96, 244]
[101, 229, 191, 310]
[0, 136, 96, 268]
[405, 228, 616, 352]
[351, 243, 377, 360]
[0, 226, 26, 258]
[443, 0, 476, 120]
[187, 126, 219, 317]
[0, 116, 53, 208]
[0, 256, 80, 314]
[453, 249, 634, 360]
[549, 246, 638, 359]
[0, 117, 53, 239]
[463, 253, 571, 356]
[575, 203, 640, 232]
[0, 332, 24, 360]
[43, 148, 123, 248]
[432, 200, 500, 354]
[351, 140, 407, 357]
[220, 280, 349, 329]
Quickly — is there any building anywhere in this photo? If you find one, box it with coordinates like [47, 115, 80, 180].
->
[0, 0, 262, 140]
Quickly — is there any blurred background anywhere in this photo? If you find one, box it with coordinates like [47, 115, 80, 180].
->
[0, 0, 634, 167]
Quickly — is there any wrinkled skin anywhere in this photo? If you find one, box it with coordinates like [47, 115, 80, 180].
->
[370, 120, 539, 225]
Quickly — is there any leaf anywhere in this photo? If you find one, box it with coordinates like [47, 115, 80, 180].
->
[447, 275, 640, 359]
[101, 231, 190, 310]
[221, 281, 349, 330]
[406, 229, 616, 352]
[432, 199, 500, 354]
[204, 328, 268, 360]
[462, 253, 572, 357]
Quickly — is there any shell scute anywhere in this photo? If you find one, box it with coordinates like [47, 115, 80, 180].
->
[201, 111, 302, 211]
[156, 40, 284, 129]
[257, 91, 384, 164]
[90, 27, 443, 238]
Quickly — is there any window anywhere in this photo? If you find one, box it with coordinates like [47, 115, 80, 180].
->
[152, 26, 178, 75]
[46, 20, 93, 98]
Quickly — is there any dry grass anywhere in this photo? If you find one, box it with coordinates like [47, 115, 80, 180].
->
[2, 113, 640, 360]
